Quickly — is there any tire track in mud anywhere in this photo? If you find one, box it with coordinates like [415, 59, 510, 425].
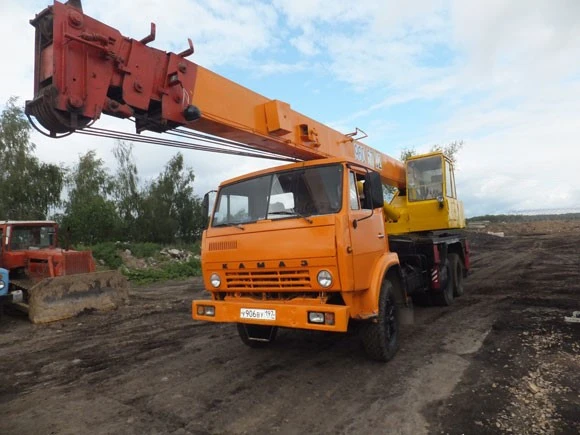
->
[1, 230, 579, 434]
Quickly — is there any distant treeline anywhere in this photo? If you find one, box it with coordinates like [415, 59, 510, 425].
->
[0, 98, 205, 246]
[467, 213, 580, 223]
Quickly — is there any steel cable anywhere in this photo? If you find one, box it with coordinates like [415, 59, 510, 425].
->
[76, 126, 297, 162]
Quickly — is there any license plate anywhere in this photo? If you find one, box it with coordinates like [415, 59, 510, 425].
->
[240, 308, 276, 321]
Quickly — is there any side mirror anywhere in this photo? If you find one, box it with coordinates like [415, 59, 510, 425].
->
[201, 194, 210, 229]
[365, 171, 384, 209]
[201, 190, 217, 229]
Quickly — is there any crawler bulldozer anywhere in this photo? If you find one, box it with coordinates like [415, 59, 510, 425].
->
[0, 220, 128, 323]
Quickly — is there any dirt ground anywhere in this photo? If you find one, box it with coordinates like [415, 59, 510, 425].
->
[1, 220, 579, 435]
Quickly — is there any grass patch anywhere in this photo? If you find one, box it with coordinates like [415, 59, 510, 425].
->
[122, 258, 202, 285]
[126, 242, 163, 259]
[75, 241, 201, 284]
[82, 242, 164, 269]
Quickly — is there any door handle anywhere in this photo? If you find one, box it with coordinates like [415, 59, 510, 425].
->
[378, 234, 385, 239]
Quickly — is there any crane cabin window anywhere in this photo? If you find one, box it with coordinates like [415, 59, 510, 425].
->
[445, 161, 456, 198]
[407, 156, 444, 202]
[212, 164, 343, 227]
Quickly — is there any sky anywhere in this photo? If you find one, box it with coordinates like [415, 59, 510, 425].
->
[1, 0, 579, 217]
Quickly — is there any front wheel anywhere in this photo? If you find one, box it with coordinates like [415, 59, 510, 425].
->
[237, 323, 278, 348]
[361, 279, 400, 362]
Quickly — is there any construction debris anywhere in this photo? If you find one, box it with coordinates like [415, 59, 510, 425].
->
[564, 311, 580, 323]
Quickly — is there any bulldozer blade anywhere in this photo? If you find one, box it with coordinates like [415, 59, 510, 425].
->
[27, 271, 129, 324]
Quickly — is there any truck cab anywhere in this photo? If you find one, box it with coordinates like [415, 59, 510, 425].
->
[193, 158, 402, 351]
[0, 221, 72, 283]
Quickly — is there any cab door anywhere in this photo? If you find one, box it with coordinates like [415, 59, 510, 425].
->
[347, 170, 387, 291]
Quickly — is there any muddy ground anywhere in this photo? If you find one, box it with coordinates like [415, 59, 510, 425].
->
[1, 220, 579, 434]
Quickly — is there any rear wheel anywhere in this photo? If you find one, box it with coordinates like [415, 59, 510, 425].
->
[433, 259, 454, 306]
[361, 279, 400, 362]
[449, 253, 465, 297]
[237, 323, 278, 348]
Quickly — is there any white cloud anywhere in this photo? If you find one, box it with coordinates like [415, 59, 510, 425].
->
[1, 0, 579, 217]
[276, 0, 580, 215]
[92, 0, 279, 67]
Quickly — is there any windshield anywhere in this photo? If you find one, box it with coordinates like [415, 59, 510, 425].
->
[10, 225, 56, 250]
[212, 164, 343, 226]
[407, 156, 443, 202]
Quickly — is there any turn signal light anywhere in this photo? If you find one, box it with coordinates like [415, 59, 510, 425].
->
[325, 312, 335, 325]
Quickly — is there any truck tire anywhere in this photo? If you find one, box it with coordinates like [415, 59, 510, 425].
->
[449, 253, 464, 297]
[361, 279, 400, 362]
[237, 323, 278, 348]
[433, 258, 454, 306]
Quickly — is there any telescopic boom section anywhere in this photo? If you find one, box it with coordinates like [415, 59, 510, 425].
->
[25, 0, 405, 188]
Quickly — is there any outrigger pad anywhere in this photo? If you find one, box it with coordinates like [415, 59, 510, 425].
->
[27, 271, 129, 324]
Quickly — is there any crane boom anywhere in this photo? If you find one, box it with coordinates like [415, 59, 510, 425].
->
[25, 0, 406, 188]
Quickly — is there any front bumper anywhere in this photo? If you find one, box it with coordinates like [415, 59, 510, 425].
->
[192, 298, 350, 332]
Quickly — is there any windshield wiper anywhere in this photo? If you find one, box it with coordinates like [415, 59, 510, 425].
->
[268, 211, 295, 216]
[268, 210, 313, 224]
[213, 223, 246, 230]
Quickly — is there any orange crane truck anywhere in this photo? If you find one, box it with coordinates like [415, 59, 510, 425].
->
[26, 0, 469, 360]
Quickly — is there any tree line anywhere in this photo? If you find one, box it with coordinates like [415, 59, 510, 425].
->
[0, 98, 205, 245]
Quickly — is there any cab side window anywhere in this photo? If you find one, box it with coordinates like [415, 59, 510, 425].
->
[349, 172, 360, 210]
[350, 171, 373, 210]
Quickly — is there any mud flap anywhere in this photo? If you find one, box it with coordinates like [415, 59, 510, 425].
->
[27, 271, 129, 324]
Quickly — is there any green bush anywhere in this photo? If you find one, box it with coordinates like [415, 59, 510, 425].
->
[123, 258, 202, 285]
[191, 240, 201, 255]
[89, 242, 123, 269]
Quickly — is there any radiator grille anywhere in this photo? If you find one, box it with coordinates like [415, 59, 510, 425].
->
[62, 251, 94, 275]
[209, 241, 238, 251]
[225, 269, 311, 291]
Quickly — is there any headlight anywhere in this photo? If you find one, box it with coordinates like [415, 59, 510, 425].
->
[0, 280, 4, 290]
[317, 270, 333, 288]
[210, 273, 221, 288]
[197, 305, 215, 317]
